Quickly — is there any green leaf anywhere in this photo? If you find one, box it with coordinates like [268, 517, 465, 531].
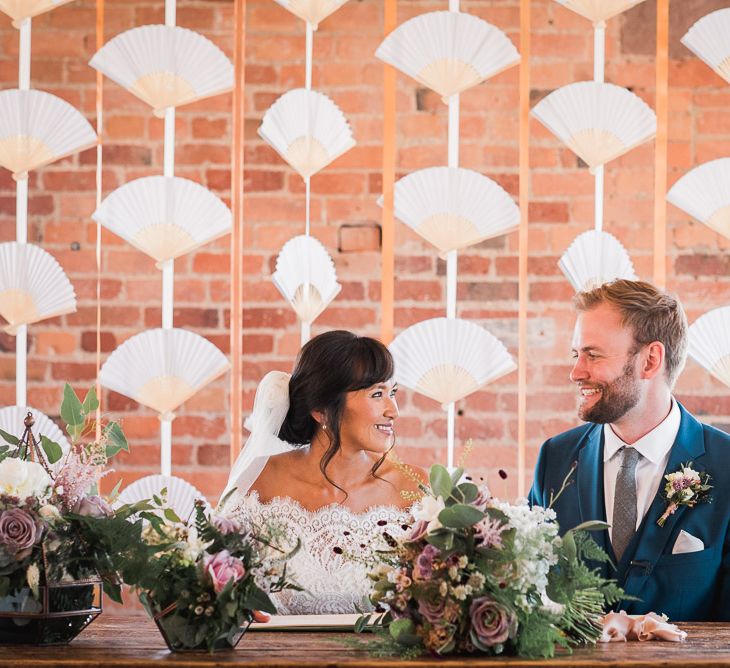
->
[0, 428, 19, 445]
[455, 482, 478, 504]
[104, 422, 128, 457]
[561, 531, 577, 562]
[163, 508, 182, 524]
[82, 386, 99, 414]
[568, 520, 609, 533]
[108, 479, 123, 503]
[426, 530, 454, 551]
[449, 466, 464, 485]
[61, 383, 85, 440]
[243, 586, 277, 615]
[40, 435, 63, 464]
[354, 614, 372, 633]
[438, 503, 485, 529]
[389, 618, 420, 646]
[429, 464, 452, 499]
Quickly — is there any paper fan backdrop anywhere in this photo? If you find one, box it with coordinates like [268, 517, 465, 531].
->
[0, 405, 70, 459]
[89, 25, 234, 116]
[558, 230, 637, 292]
[92, 176, 232, 265]
[375, 11, 519, 101]
[99, 328, 229, 418]
[116, 474, 211, 519]
[389, 317, 516, 406]
[531, 81, 656, 171]
[273, 0, 349, 28]
[259, 88, 355, 179]
[272, 235, 341, 324]
[682, 8, 730, 85]
[688, 306, 730, 389]
[667, 159, 730, 240]
[380, 167, 519, 255]
[552, 1, 647, 25]
[0, 242, 76, 334]
[0, 0, 75, 26]
[0, 89, 96, 178]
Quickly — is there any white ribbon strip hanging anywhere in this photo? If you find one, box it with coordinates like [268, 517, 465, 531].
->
[593, 21, 605, 233]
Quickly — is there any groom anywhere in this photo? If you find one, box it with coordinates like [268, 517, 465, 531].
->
[529, 279, 730, 621]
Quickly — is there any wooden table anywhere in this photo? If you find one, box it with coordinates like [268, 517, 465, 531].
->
[2, 616, 730, 667]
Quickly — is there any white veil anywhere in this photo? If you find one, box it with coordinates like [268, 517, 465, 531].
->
[221, 370, 295, 502]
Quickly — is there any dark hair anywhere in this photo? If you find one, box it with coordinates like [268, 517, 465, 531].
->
[278, 330, 395, 493]
[574, 279, 688, 386]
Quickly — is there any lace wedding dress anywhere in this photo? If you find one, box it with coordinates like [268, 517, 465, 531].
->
[222, 491, 410, 615]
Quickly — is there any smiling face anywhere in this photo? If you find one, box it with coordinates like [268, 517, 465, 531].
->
[338, 379, 399, 454]
[570, 302, 644, 425]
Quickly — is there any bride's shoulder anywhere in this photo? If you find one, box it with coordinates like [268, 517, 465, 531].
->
[378, 455, 428, 496]
[248, 447, 308, 501]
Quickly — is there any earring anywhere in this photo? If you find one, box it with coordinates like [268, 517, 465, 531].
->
[322, 424, 327, 431]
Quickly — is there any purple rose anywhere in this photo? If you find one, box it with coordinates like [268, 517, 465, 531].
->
[418, 592, 446, 624]
[469, 596, 516, 648]
[212, 515, 241, 535]
[413, 543, 440, 581]
[204, 549, 245, 594]
[74, 495, 113, 518]
[0, 508, 41, 557]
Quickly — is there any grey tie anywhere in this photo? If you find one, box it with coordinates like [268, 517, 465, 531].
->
[612, 446, 641, 562]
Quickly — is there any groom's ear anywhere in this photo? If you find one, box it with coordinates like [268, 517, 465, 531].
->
[641, 341, 665, 380]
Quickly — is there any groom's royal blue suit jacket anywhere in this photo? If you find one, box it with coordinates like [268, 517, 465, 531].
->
[528, 402, 730, 621]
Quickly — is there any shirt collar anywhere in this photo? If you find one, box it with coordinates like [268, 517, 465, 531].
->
[603, 398, 681, 464]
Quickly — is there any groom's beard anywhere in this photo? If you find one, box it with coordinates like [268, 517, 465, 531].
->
[578, 359, 640, 425]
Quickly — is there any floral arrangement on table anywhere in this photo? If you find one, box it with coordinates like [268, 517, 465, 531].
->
[119, 491, 301, 652]
[357, 464, 623, 659]
[0, 384, 140, 643]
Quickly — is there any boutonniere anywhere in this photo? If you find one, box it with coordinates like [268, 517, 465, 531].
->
[657, 462, 712, 527]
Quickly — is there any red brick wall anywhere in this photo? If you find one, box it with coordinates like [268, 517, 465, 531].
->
[1, 0, 729, 509]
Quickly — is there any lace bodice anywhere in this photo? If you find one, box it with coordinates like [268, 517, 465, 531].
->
[222, 492, 410, 615]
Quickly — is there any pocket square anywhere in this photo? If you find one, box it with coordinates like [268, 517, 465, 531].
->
[671, 530, 704, 555]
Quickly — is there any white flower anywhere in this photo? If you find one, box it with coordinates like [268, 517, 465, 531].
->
[180, 526, 213, 561]
[0, 458, 52, 498]
[452, 585, 471, 601]
[412, 495, 445, 533]
[38, 504, 62, 522]
[458, 555, 468, 568]
[27, 563, 40, 598]
[439, 581, 448, 597]
[448, 566, 459, 581]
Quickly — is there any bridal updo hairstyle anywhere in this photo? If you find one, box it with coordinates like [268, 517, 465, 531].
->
[278, 330, 395, 493]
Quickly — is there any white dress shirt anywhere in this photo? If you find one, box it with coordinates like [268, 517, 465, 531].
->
[603, 398, 681, 541]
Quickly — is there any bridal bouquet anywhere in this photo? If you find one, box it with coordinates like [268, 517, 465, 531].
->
[122, 493, 300, 652]
[359, 464, 622, 658]
[0, 385, 137, 644]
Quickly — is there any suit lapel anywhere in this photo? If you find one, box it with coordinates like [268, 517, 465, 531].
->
[575, 424, 611, 572]
[619, 404, 706, 603]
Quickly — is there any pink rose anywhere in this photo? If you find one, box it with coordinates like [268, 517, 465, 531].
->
[0, 508, 42, 557]
[212, 515, 241, 535]
[203, 549, 245, 593]
[469, 596, 517, 649]
[406, 520, 429, 542]
[74, 495, 113, 518]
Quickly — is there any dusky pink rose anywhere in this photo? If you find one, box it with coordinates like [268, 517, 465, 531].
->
[204, 549, 245, 593]
[469, 596, 516, 648]
[74, 495, 113, 518]
[418, 593, 446, 624]
[0, 508, 41, 557]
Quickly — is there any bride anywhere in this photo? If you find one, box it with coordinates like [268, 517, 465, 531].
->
[217, 330, 426, 615]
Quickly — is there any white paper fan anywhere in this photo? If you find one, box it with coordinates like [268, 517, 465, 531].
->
[380, 167, 519, 255]
[273, 0, 349, 28]
[552, 1, 647, 25]
[272, 235, 341, 324]
[259, 88, 355, 178]
[558, 230, 637, 292]
[89, 25, 234, 116]
[92, 176, 232, 266]
[116, 474, 211, 519]
[667, 159, 730, 240]
[0, 0, 74, 27]
[0, 405, 70, 460]
[0, 89, 96, 178]
[99, 328, 229, 418]
[389, 317, 516, 406]
[688, 306, 730, 389]
[0, 242, 76, 334]
[682, 8, 730, 85]
[375, 11, 519, 101]
[531, 81, 656, 171]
